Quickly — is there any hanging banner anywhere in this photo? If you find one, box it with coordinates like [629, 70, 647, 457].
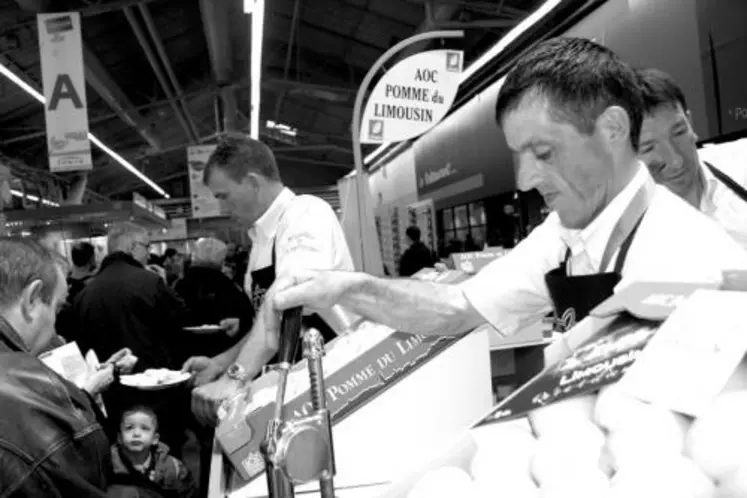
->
[360, 50, 463, 144]
[187, 145, 222, 218]
[37, 13, 92, 173]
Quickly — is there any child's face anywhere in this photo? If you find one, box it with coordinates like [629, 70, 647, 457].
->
[119, 411, 159, 453]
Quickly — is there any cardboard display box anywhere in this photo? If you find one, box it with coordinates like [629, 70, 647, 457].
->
[376, 281, 720, 498]
[216, 270, 477, 483]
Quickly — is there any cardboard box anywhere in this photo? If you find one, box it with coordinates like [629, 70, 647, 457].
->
[216, 270, 473, 482]
[375, 281, 718, 498]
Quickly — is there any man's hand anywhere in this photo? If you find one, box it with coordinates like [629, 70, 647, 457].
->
[82, 364, 114, 396]
[182, 356, 226, 387]
[191, 376, 243, 426]
[220, 318, 241, 337]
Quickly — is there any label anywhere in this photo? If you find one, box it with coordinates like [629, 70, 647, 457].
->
[618, 289, 747, 417]
[360, 50, 463, 144]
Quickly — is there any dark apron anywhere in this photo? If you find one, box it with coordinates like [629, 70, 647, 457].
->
[546, 180, 655, 333]
[249, 241, 338, 365]
[705, 162, 747, 202]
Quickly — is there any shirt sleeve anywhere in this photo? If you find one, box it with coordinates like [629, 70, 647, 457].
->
[274, 196, 343, 278]
[459, 216, 564, 337]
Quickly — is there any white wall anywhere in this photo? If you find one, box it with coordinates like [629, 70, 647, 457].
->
[368, 146, 418, 209]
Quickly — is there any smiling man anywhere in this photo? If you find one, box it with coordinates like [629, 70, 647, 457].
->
[636, 68, 747, 249]
[259, 37, 747, 352]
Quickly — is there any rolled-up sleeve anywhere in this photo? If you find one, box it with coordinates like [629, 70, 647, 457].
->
[275, 196, 344, 277]
[459, 218, 564, 337]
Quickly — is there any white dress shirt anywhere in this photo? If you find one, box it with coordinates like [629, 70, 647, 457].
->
[698, 159, 747, 251]
[460, 163, 747, 338]
[244, 187, 354, 294]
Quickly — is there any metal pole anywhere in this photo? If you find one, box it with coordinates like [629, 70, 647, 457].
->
[350, 30, 464, 273]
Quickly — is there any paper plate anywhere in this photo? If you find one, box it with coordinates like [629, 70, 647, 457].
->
[119, 369, 191, 390]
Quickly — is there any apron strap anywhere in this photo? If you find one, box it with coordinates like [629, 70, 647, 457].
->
[598, 176, 656, 272]
[705, 162, 747, 203]
[613, 213, 645, 274]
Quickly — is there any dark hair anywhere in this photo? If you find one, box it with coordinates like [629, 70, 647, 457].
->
[71, 242, 95, 268]
[121, 405, 159, 431]
[203, 132, 281, 185]
[163, 248, 177, 260]
[405, 225, 421, 242]
[495, 37, 644, 151]
[0, 238, 61, 309]
[636, 68, 688, 115]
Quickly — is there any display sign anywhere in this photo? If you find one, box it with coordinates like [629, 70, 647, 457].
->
[360, 50, 463, 144]
[187, 145, 222, 218]
[150, 217, 188, 242]
[37, 13, 92, 173]
[618, 289, 747, 417]
[450, 247, 508, 274]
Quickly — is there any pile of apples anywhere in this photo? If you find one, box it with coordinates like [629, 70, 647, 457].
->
[407, 361, 747, 498]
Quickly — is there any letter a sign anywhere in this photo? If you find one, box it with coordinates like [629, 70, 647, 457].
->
[37, 13, 92, 172]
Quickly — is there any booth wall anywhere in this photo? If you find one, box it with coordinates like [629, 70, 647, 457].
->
[368, 146, 418, 209]
[408, 0, 712, 210]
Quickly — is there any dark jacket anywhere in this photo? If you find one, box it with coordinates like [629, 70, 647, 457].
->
[109, 442, 196, 498]
[173, 264, 253, 358]
[73, 252, 188, 371]
[0, 316, 111, 497]
[399, 241, 436, 277]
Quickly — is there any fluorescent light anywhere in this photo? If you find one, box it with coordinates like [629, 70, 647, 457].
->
[362, 0, 563, 166]
[243, 0, 255, 14]
[249, 0, 265, 140]
[460, 0, 563, 82]
[11, 188, 59, 207]
[0, 63, 169, 199]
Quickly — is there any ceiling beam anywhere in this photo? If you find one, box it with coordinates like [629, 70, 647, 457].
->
[394, 0, 462, 63]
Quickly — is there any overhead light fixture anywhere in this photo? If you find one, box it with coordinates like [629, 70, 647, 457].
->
[0, 63, 170, 199]
[248, 0, 265, 140]
[10, 188, 59, 207]
[363, 0, 563, 166]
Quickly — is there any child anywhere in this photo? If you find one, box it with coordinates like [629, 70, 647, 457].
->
[110, 405, 197, 498]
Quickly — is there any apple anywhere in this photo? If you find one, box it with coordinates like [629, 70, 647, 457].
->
[610, 455, 715, 498]
[529, 395, 596, 438]
[686, 391, 747, 481]
[531, 423, 606, 485]
[716, 465, 747, 498]
[470, 422, 538, 479]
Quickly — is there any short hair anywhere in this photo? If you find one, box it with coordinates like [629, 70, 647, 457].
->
[163, 248, 177, 260]
[107, 222, 148, 254]
[636, 68, 689, 115]
[193, 237, 227, 266]
[203, 132, 281, 185]
[0, 237, 62, 309]
[495, 37, 644, 151]
[71, 242, 95, 268]
[120, 405, 159, 431]
[405, 226, 421, 242]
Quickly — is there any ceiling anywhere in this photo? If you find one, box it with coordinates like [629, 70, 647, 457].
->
[0, 0, 543, 207]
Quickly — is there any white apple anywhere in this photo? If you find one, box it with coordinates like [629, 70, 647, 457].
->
[716, 465, 747, 498]
[470, 422, 538, 479]
[610, 455, 715, 498]
[723, 358, 747, 393]
[407, 466, 475, 498]
[686, 391, 747, 481]
[538, 467, 610, 498]
[529, 394, 596, 438]
[531, 423, 606, 485]
[474, 477, 539, 498]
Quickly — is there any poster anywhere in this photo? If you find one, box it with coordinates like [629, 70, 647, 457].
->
[360, 50, 463, 144]
[187, 145, 222, 218]
[37, 13, 92, 172]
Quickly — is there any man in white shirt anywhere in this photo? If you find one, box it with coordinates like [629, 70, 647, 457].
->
[185, 133, 354, 424]
[261, 38, 747, 348]
[636, 68, 747, 249]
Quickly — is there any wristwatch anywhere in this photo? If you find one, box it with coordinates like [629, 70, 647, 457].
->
[226, 363, 250, 385]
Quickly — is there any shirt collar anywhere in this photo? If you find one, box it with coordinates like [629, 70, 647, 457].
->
[699, 158, 719, 208]
[0, 315, 29, 353]
[560, 162, 650, 269]
[248, 187, 295, 242]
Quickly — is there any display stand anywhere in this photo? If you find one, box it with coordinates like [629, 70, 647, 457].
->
[209, 328, 493, 497]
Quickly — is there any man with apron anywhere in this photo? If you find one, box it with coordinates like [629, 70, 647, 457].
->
[265, 39, 747, 386]
[637, 68, 747, 250]
[186, 133, 354, 426]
